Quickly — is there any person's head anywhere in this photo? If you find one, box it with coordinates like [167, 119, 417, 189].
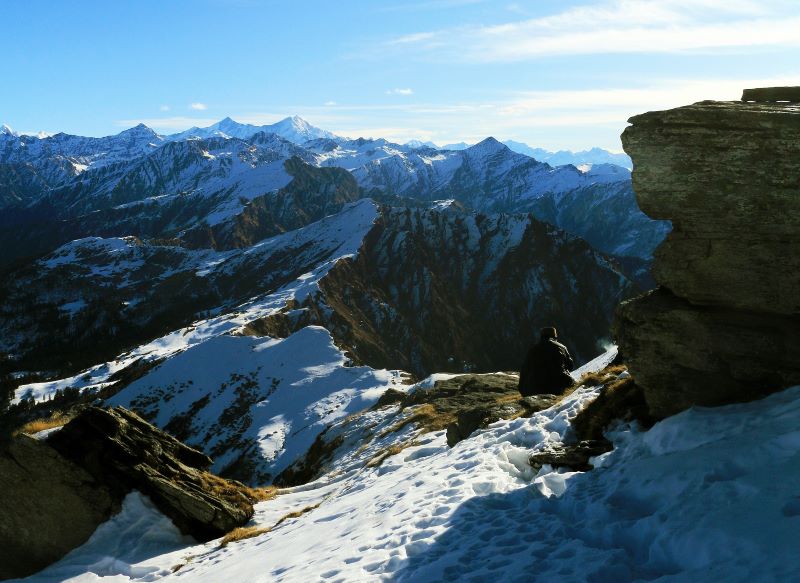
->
[540, 327, 557, 340]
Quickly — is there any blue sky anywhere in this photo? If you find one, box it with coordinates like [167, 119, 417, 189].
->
[2, 0, 799, 150]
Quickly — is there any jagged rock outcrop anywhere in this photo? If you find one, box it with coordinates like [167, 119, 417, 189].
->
[0, 407, 255, 578]
[615, 91, 800, 417]
[47, 407, 255, 539]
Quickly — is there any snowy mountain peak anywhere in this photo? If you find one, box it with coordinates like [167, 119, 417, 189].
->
[405, 139, 438, 149]
[467, 136, 509, 156]
[214, 116, 243, 131]
[118, 123, 161, 140]
[1, 123, 17, 136]
[441, 141, 470, 150]
[272, 116, 337, 142]
[166, 115, 338, 145]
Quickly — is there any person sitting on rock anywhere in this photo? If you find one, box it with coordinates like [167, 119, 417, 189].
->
[518, 327, 575, 395]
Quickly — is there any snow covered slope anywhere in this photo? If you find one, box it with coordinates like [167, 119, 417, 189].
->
[8, 199, 383, 403]
[0, 124, 165, 192]
[109, 327, 406, 482]
[26, 357, 800, 582]
[41, 133, 311, 220]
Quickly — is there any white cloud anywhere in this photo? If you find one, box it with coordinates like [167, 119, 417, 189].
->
[387, 32, 436, 45]
[190, 102, 208, 110]
[324, 101, 337, 106]
[117, 71, 799, 150]
[159, 105, 170, 112]
[254, 72, 800, 149]
[386, 88, 414, 95]
[386, 0, 800, 61]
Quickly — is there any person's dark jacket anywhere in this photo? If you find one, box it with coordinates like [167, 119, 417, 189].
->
[518, 338, 575, 395]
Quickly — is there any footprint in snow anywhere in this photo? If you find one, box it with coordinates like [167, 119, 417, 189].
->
[781, 497, 800, 517]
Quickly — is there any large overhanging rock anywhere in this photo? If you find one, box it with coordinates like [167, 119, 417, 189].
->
[615, 288, 800, 416]
[615, 92, 800, 417]
[622, 99, 800, 315]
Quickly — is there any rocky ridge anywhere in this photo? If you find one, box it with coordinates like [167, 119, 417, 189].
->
[615, 91, 800, 417]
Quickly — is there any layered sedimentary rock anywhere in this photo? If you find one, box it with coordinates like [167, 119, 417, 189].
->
[614, 93, 800, 417]
[48, 407, 255, 540]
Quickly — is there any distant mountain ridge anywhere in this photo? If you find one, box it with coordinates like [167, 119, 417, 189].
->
[0, 118, 667, 267]
[502, 141, 633, 170]
[423, 138, 632, 169]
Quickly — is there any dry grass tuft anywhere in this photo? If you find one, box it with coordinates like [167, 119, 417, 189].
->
[220, 502, 322, 547]
[578, 365, 628, 388]
[220, 525, 271, 547]
[559, 365, 628, 401]
[243, 485, 279, 503]
[274, 503, 321, 525]
[14, 412, 73, 436]
[365, 442, 417, 468]
[379, 403, 457, 438]
[200, 473, 278, 514]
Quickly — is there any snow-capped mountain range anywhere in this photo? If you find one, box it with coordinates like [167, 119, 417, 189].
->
[167, 115, 339, 144]
[423, 138, 632, 169]
[0, 117, 668, 266]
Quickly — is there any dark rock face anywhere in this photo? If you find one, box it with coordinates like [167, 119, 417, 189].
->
[48, 407, 254, 541]
[615, 95, 800, 417]
[0, 435, 117, 580]
[300, 206, 636, 376]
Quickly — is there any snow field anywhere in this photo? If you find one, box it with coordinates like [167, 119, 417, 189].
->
[25, 361, 800, 582]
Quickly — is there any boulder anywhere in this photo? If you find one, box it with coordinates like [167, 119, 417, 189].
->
[528, 440, 613, 472]
[446, 394, 558, 447]
[0, 407, 256, 579]
[399, 374, 559, 447]
[616, 92, 800, 417]
[0, 435, 117, 580]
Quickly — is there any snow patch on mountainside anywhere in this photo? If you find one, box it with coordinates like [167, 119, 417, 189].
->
[109, 327, 406, 478]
